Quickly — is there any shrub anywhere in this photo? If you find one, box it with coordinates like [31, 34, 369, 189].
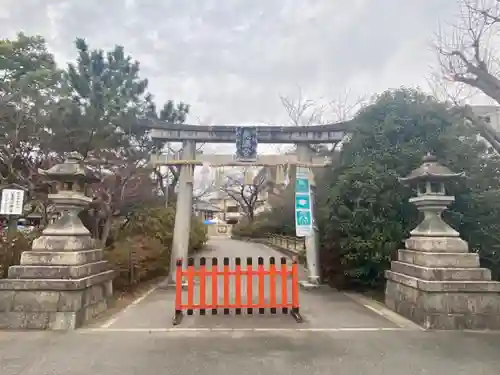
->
[190, 215, 208, 253]
[0, 207, 208, 292]
[105, 235, 166, 290]
[0, 230, 38, 278]
[232, 209, 297, 239]
[320, 88, 500, 290]
[256, 186, 296, 236]
[106, 206, 208, 290]
[232, 218, 270, 238]
[116, 207, 176, 247]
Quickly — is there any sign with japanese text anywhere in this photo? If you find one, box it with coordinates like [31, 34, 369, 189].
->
[0, 189, 25, 216]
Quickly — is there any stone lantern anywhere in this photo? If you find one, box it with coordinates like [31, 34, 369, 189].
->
[385, 154, 500, 330]
[399, 153, 466, 251]
[0, 152, 114, 330]
[32, 151, 100, 251]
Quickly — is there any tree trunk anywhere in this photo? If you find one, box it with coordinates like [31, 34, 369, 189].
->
[41, 204, 49, 228]
[100, 216, 112, 246]
[6, 216, 17, 240]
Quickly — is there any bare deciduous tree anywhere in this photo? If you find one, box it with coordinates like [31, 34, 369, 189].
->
[435, 0, 500, 151]
[327, 88, 369, 123]
[280, 87, 326, 127]
[280, 87, 365, 154]
[153, 123, 207, 205]
[437, 0, 500, 102]
[219, 168, 266, 222]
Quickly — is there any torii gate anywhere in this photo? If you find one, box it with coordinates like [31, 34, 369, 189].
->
[146, 122, 348, 288]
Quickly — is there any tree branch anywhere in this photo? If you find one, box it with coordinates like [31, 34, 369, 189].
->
[435, 0, 500, 104]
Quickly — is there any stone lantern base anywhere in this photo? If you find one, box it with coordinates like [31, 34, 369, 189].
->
[0, 234, 114, 330]
[385, 237, 500, 330]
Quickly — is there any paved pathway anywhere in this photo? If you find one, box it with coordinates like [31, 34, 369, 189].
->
[99, 239, 402, 330]
[1, 239, 500, 374]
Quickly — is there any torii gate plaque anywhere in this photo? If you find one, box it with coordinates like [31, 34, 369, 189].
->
[235, 127, 258, 162]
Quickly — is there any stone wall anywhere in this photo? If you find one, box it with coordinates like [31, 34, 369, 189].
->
[0, 278, 112, 329]
[386, 276, 500, 330]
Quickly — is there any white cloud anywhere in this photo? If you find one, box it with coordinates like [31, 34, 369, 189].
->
[0, 0, 461, 125]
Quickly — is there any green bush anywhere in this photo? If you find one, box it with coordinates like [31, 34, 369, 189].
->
[106, 235, 166, 290]
[252, 186, 296, 236]
[0, 231, 38, 278]
[320, 88, 500, 290]
[107, 206, 208, 290]
[117, 207, 176, 247]
[190, 215, 208, 252]
[232, 218, 270, 238]
[0, 207, 208, 291]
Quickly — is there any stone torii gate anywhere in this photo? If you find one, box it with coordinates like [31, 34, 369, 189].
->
[146, 122, 348, 287]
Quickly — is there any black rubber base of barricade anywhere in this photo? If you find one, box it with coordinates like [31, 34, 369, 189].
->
[172, 310, 184, 325]
[171, 307, 303, 325]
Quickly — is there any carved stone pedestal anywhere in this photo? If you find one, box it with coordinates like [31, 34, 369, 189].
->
[0, 248, 113, 330]
[385, 238, 500, 330]
[0, 214, 114, 330]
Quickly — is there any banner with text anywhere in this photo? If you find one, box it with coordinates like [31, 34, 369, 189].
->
[295, 167, 312, 237]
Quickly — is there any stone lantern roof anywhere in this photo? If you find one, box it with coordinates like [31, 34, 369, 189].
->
[38, 151, 100, 184]
[400, 154, 464, 183]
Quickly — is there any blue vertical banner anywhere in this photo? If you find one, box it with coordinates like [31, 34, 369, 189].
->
[295, 167, 313, 237]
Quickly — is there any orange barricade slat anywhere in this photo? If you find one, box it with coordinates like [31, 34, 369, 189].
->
[235, 258, 242, 315]
[172, 256, 303, 325]
[246, 257, 253, 314]
[290, 257, 301, 322]
[199, 258, 206, 316]
[174, 259, 182, 319]
[269, 258, 276, 313]
[186, 258, 195, 314]
[257, 257, 265, 314]
[280, 257, 288, 313]
[211, 258, 218, 313]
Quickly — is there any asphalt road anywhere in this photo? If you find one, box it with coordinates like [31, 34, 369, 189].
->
[1, 239, 499, 375]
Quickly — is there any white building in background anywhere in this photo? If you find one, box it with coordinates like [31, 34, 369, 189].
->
[207, 191, 243, 224]
[471, 105, 500, 131]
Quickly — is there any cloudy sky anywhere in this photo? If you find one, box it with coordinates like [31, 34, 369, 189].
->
[0, 0, 466, 128]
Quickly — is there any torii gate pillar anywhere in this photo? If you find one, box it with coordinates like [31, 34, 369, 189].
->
[169, 139, 196, 285]
[296, 144, 321, 287]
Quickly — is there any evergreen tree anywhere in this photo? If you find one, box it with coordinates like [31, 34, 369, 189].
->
[51, 38, 189, 243]
[0, 33, 62, 219]
[321, 88, 500, 289]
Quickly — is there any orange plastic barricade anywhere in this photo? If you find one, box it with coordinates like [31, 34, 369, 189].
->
[172, 256, 302, 325]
